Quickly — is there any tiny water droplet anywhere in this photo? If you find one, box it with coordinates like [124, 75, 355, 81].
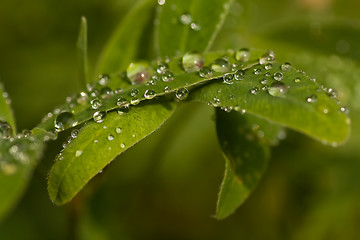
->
[93, 111, 107, 123]
[144, 89, 156, 99]
[190, 22, 201, 31]
[120, 143, 126, 149]
[199, 66, 213, 78]
[182, 51, 204, 73]
[77, 92, 89, 104]
[264, 63, 272, 70]
[75, 150, 83, 157]
[98, 74, 110, 86]
[116, 97, 128, 107]
[0, 120, 13, 139]
[211, 58, 230, 73]
[117, 106, 129, 115]
[294, 77, 301, 83]
[55, 112, 78, 132]
[235, 48, 250, 62]
[306, 94, 318, 103]
[130, 88, 139, 97]
[71, 129, 79, 138]
[114, 88, 123, 94]
[107, 134, 114, 141]
[162, 70, 174, 82]
[179, 12, 192, 25]
[223, 73, 234, 85]
[176, 88, 189, 100]
[127, 61, 153, 84]
[273, 72, 283, 81]
[1, 162, 17, 175]
[259, 51, 275, 65]
[280, 62, 292, 72]
[234, 69, 245, 80]
[260, 78, 268, 85]
[91, 98, 102, 109]
[254, 68, 261, 75]
[268, 82, 287, 97]
[164, 86, 172, 93]
[250, 87, 260, 95]
[115, 127, 122, 134]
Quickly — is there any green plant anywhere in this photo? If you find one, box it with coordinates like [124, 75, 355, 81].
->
[0, 0, 354, 227]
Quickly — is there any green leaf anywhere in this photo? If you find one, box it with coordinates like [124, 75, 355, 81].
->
[77, 16, 89, 87]
[155, 0, 234, 57]
[190, 61, 350, 144]
[48, 100, 174, 205]
[0, 83, 16, 135]
[95, 0, 156, 89]
[215, 109, 280, 219]
[0, 135, 45, 221]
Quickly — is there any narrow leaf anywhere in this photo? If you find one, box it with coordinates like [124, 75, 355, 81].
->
[155, 0, 234, 57]
[96, 0, 156, 89]
[0, 83, 16, 135]
[48, 100, 175, 205]
[77, 16, 89, 87]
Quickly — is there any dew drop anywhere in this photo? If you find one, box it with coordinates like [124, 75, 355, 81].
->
[117, 106, 129, 115]
[259, 51, 275, 65]
[260, 78, 268, 85]
[179, 12, 192, 25]
[0, 120, 13, 139]
[264, 63, 272, 70]
[162, 70, 174, 82]
[75, 150, 83, 157]
[182, 51, 204, 73]
[234, 69, 245, 80]
[223, 73, 234, 85]
[190, 22, 201, 31]
[250, 87, 260, 95]
[156, 63, 169, 74]
[91, 98, 102, 109]
[265, 72, 271, 77]
[127, 61, 153, 84]
[120, 143, 126, 149]
[55, 112, 78, 132]
[107, 134, 114, 141]
[306, 94, 318, 103]
[130, 88, 139, 97]
[235, 48, 250, 62]
[144, 89, 156, 99]
[164, 86, 172, 93]
[77, 92, 89, 104]
[294, 77, 301, 83]
[211, 58, 230, 73]
[273, 72, 283, 81]
[93, 111, 107, 123]
[158, 0, 165, 5]
[253, 68, 261, 75]
[71, 129, 79, 138]
[130, 98, 140, 105]
[268, 82, 287, 97]
[175, 88, 189, 100]
[280, 62, 292, 72]
[115, 127, 122, 134]
[116, 97, 128, 107]
[340, 106, 349, 114]
[98, 74, 110, 86]
[199, 66, 213, 78]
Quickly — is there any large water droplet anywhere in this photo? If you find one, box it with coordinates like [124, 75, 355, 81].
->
[273, 72, 283, 81]
[223, 73, 234, 85]
[199, 66, 213, 78]
[182, 51, 204, 73]
[100, 87, 113, 99]
[268, 82, 287, 97]
[127, 61, 153, 84]
[144, 89, 156, 99]
[0, 120, 13, 139]
[253, 68, 261, 75]
[176, 88, 189, 100]
[235, 48, 250, 62]
[93, 111, 107, 123]
[250, 87, 260, 95]
[55, 112, 78, 132]
[211, 58, 230, 73]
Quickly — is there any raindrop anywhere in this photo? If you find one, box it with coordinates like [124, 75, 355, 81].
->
[98, 74, 110, 86]
[179, 12, 192, 25]
[211, 58, 230, 73]
[55, 112, 78, 132]
[235, 48, 250, 62]
[115, 127, 122, 134]
[199, 66, 213, 78]
[107, 134, 114, 141]
[190, 22, 201, 31]
[280, 62, 292, 72]
[127, 61, 153, 84]
[0, 120, 13, 139]
[268, 82, 288, 97]
[223, 73, 234, 85]
[182, 51, 204, 73]
[234, 69, 245, 80]
[306, 94, 318, 103]
[273, 72, 283, 81]
[176, 88, 189, 100]
[93, 111, 107, 123]
[144, 89, 156, 99]
[162, 70, 174, 82]
[91, 98, 102, 109]
[253, 68, 261, 75]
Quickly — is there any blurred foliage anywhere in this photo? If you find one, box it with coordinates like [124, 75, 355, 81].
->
[0, 0, 360, 239]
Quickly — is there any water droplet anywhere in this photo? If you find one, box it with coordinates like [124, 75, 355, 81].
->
[98, 74, 110, 86]
[182, 51, 204, 73]
[264, 63, 272, 70]
[340, 106, 349, 114]
[235, 48, 250, 62]
[130, 88, 139, 97]
[130, 98, 140, 105]
[265, 72, 271, 77]
[280, 62, 292, 72]
[259, 51, 275, 65]
[0, 121, 13, 139]
[260, 78, 268, 85]
[94, 139, 99, 143]
[211, 58, 230, 73]
[156, 63, 169, 74]
[115, 127, 122, 134]
[310, 77, 316, 82]
[212, 97, 221, 107]
[250, 87, 260, 95]
[116, 97, 128, 107]
[158, 0, 165, 5]
[162, 70, 174, 82]
[234, 69, 245, 80]
[164, 86, 172, 93]
[107, 134, 114, 141]
[91, 98, 102, 109]
[179, 12, 192, 25]
[199, 66, 213, 78]
[77, 92, 89, 104]
[127, 61, 153, 84]
[55, 112, 78, 132]
[117, 106, 129, 115]
[294, 77, 301, 83]
[176, 88, 189, 100]
[144, 89, 156, 99]
[223, 73, 234, 85]
[75, 150, 83, 157]
[120, 143, 126, 149]
[190, 22, 201, 31]
[254, 68, 261, 75]
[306, 94, 318, 103]
[268, 82, 287, 97]
[273, 72, 283, 81]
[71, 129, 79, 138]
[93, 111, 107, 123]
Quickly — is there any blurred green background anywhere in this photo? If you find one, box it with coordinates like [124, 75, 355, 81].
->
[1, 0, 360, 239]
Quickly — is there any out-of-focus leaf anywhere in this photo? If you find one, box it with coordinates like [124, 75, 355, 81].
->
[0, 135, 45, 221]
[0, 83, 16, 135]
[77, 16, 89, 87]
[96, 0, 156, 89]
[155, 0, 234, 57]
[190, 61, 350, 144]
[48, 100, 174, 205]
